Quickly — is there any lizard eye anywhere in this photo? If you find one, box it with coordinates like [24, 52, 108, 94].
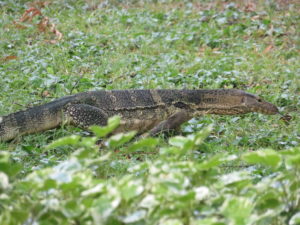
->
[257, 98, 262, 102]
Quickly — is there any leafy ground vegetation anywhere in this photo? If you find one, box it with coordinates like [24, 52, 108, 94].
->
[0, 0, 299, 224]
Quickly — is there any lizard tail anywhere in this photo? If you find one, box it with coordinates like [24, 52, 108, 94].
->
[0, 105, 63, 142]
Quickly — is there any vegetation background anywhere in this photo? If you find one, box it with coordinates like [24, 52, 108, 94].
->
[0, 0, 299, 224]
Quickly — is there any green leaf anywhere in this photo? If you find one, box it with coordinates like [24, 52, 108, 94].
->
[91, 195, 121, 223]
[169, 136, 194, 150]
[9, 210, 29, 225]
[221, 197, 253, 225]
[40, 178, 57, 191]
[62, 200, 84, 218]
[108, 131, 136, 148]
[242, 149, 282, 169]
[279, 147, 300, 156]
[197, 154, 225, 170]
[0, 172, 9, 190]
[160, 219, 184, 225]
[82, 183, 105, 197]
[285, 154, 300, 169]
[47, 67, 54, 74]
[121, 210, 146, 223]
[0, 151, 10, 164]
[0, 151, 21, 176]
[72, 148, 95, 160]
[193, 124, 214, 145]
[126, 137, 159, 153]
[80, 137, 98, 147]
[90, 116, 121, 137]
[119, 179, 144, 201]
[255, 190, 281, 211]
[160, 146, 186, 156]
[46, 135, 81, 149]
[191, 218, 226, 225]
[220, 171, 251, 189]
[50, 171, 72, 183]
[289, 212, 300, 225]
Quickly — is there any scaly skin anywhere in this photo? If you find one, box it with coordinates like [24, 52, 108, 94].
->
[0, 89, 279, 141]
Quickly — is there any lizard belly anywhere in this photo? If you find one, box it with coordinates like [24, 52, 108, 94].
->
[115, 119, 161, 134]
[109, 108, 170, 134]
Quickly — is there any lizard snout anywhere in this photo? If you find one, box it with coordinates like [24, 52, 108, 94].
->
[256, 102, 279, 115]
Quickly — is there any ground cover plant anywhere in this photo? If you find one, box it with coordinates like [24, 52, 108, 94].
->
[0, 0, 299, 224]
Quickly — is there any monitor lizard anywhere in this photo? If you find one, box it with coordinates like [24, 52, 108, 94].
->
[0, 89, 279, 141]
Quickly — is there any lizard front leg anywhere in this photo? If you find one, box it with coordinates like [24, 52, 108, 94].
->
[148, 111, 191, 136]
[64, 104, 108, 129]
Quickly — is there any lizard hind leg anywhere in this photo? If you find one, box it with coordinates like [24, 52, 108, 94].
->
[148, 111, 191, 136]
[64, 104, 109, 129]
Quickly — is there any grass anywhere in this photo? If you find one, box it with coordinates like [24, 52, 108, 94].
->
[0, 0, 299, 177]
[0, 1, 300, 224]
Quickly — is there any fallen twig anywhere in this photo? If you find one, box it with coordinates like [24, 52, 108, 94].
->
[13, 1, 62, 44]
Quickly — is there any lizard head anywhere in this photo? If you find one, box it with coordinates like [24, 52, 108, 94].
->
[193, 89, 279, 115]
[241, 92, 279, 115]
